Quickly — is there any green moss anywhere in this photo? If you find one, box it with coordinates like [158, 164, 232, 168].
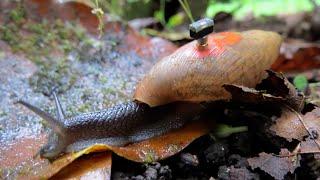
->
[0, 109, 7, 117]
[81, 89, 93, 100]
[102, 87, 118, 96]
[144, 150, 156, 163]
[26, 23, 46, 35]
[0, 25, 19, 46]
[66, 105, 78, 116]
[1, 4, 92, 65]
[99, 76, 108, 84]
[9, 5, 26, 24]
[0, 51, 5, 59]
[17, 165, 32, 176]
[29, 57, 79, 95]
[77, 103, 91, 113]
[39, 119, 49, 129]
[60, 40, 73, 53]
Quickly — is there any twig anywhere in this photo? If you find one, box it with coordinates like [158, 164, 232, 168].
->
[273, 143, 319, 158]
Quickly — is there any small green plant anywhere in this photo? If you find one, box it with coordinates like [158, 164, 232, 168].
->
[154, 0, 166, 26]
[178, 0, 194, 22]
[293, 75, 308, 91]
[91, 0, 105, 37]
[9, 3, 25, 24]
[213, 124, 248, 138]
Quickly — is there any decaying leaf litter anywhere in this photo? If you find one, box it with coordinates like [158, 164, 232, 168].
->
[1, 0, 320, 179]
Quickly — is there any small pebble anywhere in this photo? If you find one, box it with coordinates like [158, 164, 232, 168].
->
[180, 153, 199, 166]
[144, 167, 158, 180]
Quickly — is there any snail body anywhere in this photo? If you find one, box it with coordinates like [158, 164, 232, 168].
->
[19, 30, 282, 160]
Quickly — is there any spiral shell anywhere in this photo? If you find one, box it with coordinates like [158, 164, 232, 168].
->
[134, 30, 282, 107]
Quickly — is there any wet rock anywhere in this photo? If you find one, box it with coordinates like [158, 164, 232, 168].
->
[113, 172, 130, 180]
[158, 165, 172, 180]
[132, 175, 144, 180]
[217, 165, 259, 180]
[228, 154, 249, 168]
[204, 142, 229, 165]
[144, 167, 158, 180]
[180, 153, 199, 167]
[144, 162, 172, 180]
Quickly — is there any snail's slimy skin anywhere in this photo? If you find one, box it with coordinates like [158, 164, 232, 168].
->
[19, 100, 203, 160]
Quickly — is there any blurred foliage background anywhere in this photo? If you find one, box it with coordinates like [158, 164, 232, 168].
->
[73, 0, 320, 27]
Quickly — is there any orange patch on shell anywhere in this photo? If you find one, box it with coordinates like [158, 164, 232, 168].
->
[194, 32, 242, 58]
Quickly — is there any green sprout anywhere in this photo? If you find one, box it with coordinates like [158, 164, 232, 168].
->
[293, 75, 308, 91]
[213, 124, 248, 138]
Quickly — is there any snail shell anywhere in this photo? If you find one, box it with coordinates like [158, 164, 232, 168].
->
[134, 30, 282, 107]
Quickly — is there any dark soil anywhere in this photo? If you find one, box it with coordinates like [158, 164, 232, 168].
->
[110, 102, 319, 180]
[111, 133, 318, 179]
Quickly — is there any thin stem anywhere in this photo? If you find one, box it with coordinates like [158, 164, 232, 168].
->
[184, 0, 193, 20]
[160, 0, 166, 26]
[178, 0, 194, 22]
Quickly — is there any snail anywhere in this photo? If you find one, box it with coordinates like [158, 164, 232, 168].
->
[18, 18, 282, 160]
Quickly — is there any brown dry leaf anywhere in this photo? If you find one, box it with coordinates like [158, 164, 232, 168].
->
[270, 107, 320, 143]
[14, 119, 213, 178]
[272, 39, 320, 72]
[51, 152, 112, 180]
[300, 138, 320, 154]
[248, 149, 300, 180]
[223, 84, 284, 104]
[256, 70, 304, 111]
[270, 108, 306, 142]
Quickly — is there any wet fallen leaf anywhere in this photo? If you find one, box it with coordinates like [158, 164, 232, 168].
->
[256, 70, 304, 111]
[224, 71, 304, 111]
[248, 149, 300, 180]
[270, 107, 320, 143]
[110, 119, 214, 163]
[51, 152, 112, 180]
[14, 144, 110, 179]
[272, 39, 320, 72]
[300, 137, 320, 154]
[223, 84, 284, 104]
[9, 119, 214, 178]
